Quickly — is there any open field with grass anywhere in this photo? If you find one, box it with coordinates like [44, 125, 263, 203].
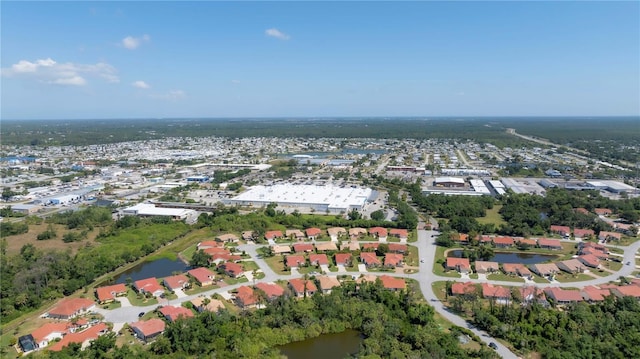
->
[3, 222, 102, 255]
[263, 255, 289, 275]
[476, 204, 506, 226]
[487, 273, 525, 283]
[554, 273, 594, 283]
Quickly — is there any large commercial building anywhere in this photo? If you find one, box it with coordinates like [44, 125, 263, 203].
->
[225, 184, 375, 214]
[122, 203, 197, 221]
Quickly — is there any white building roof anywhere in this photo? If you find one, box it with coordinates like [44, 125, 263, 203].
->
[123, 203, 194, 218]
[435, 176, 465, 184]
[230, 184, 373, 209]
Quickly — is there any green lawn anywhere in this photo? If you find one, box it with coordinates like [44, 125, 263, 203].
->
[433, 246, 461, 278]
[184, 284, 219, 296]
[405, 245, 419, 266]
[486, 273, 525, 283]
[601, 260, 623, 271]
[181, 244, 198, 262]
[101, 301, 122, 310]
[431, 281, 449, 301]
[532, 276, 550, 284]
[469, 273, 479, 279]
[554, 273, 594, 283]
[127, 289, 158, 307]
[241, 261, 260, 272]
[263, 255, 289, 275]
[224, 277, 249, 285]
[476, 204, 507, 226]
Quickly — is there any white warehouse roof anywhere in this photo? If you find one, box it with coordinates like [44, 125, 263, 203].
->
[228, 184, 373, 210]
[435, 177, 465, 184]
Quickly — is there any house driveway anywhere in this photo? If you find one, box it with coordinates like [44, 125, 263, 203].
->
[477, 273, 487, 280]
[336, 264, 347, 272]
[357, 264, 367, 272]
[290, 268, 300, 275]
[116, 297, 132, 307]
[174, 289, 187, 298]
[320, 264, 330, 273]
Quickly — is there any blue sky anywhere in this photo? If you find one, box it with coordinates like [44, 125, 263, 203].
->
[1, 1, 638, 119]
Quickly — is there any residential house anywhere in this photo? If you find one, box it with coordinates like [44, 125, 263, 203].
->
[389, 228, 408, 241]
[544, 287, 584, 305]
[209, 251, 242, 264]
[317, 276, 341, 294]
[478, 235, 493, 244]
[502, 263, 532, 279]
[235, 286, 258, 308]
[334, 253, 352, 266]
[47, 298, 96, 320]
[388, 243, 408, 254]
[384, 253, 404, 268]
[610, 285, 640, 299]
[285, 255, 306, 269]
[369, 227, 388, 241]
[451, 282, 477, 296]
[529, 263, 559, 279]
[188, 267, 216, 287]
[599, 231, 622, 242]
[537, 238, 562, 250]
[575, 208, 590, 215]
[474, 261, 499, 274]
[289, 278, 318, 298]
[159, 306, 194, 322]
[349, 227, 367, 239]
[493, 236, 514, 248]
[272, 244, 292, 255]
[556, 259, 587, 274]
[594, 208, 613, 216]
[315, 241, 338, 252]
[309, 253, 330, 266]
[293, 243, 315, 253]
[341, 241, 360, 251]
[446, 257, 471, 274]
[578, 254, 601, 269]
[360, 252, 381, 268]
[255, 282, 285, 301]
[265, 230, 283, 241]
[216, 233, 240, 243]
[327, 227, 347, 240]
[48, 323, 109, 352]
[197, 240, 223, 251]
[242, 231, 254, 241]
[31, 322, 69, 349]
[190, 297, 225, 313]
[517, 238, 537, 248]
[361, 242, 379, 251]
[581, 286, 611, 302]
[573, 228, 595, 240]
[163, 274, 190, 292]
[130, 319, 166, 342]
[219, 262, 244, 278]
[550, 225, 571, 238]
[134, 278, 165, 298]
[519, 287, 547, 305]
[286, 229, 306, 241]
[95, 283, 127, 304]
[379, 275, 406, 291]
[305, 227, 323, 240]
[481, 283, 511, 304]
[453, 233, 469, 245]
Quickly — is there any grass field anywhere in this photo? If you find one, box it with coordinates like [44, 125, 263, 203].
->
[3, 222, 103, 255]
[263, 255, 289, 275]
[433, 246, 462, 278]
[554, 273, 594, 283]
[486, 273, 525, 283]
[476, 204, 507, 226]
[601, 260, 623, 271]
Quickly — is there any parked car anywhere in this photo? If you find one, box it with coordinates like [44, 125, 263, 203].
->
[489, 342, 498, 350]
[138, 312, 145, 318]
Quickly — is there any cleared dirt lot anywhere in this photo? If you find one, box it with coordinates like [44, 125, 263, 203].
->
[3, 222, 101, 255]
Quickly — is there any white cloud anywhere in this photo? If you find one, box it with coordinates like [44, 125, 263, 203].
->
[132, 80, 150, 89]
[151, 89, 186, 100]
[122, 34, 150, 50]
[265, 28, 290, 40]
[1, 58, 119, 86]
[51, 76, 87, 86]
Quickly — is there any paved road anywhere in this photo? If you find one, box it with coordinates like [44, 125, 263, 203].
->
[95, 225, 640, 359]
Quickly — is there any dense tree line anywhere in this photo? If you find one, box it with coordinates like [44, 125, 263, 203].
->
[0, 218, 190, 323]
[47, 207, 113, 230]
[470, 296, 640, 358]
[33, 281, 498, 359]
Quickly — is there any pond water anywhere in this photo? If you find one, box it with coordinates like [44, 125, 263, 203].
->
[111, 258, 189, 284]
[448, 250, 557, 264]
[278, 329, 363, 359]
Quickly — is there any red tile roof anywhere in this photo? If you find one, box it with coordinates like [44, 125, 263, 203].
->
[187, 267, 216, 285]
[612, 285, 640, 298]
[48, 323, 108, 352]
[369, 227, 388, 237]
[389, 228, 408, 238]
[379, 275, 406, 290]
[578, 254, 600, 268]
[334, 253, 352, 265]
[289, 278, 317, 295]
[493, 236, 514, 246]
[317, 276, 341, 291]
[446, 257, 470, 271]
[235, 286, 258, 307]
[388, 243, 408, 253]
[293, 243, 315, 253]
[309, 253, 329, 265]
[451, 282, 476, 295]
[550, 225, 571, 234]
[361, 242, 379, 250]
[197, 240, 223, 250]
[211, 252, 242, 262]
[265, 230, 283, 240]
[163, 274, 189, 291]
[305, 227, 322, 237]
[285, 255, 306, 268]
[481, 283, 511, 299]
[384, 253, 403, 267]
[130, 319, 165, 338]
[96, 283, 127, 303]
[255, 282, 285, 299]
[48, 298, 95, 318]
[544, 287, 583, 303]
[220, 262, 244, 276]
[574, 228, 595, 238]
[594, 208, 613, 215]
[159, 306, 194, 322]
[134, 278, 164, 295]
[581, 286, 610, 301]
[537, 238, 562, 248]
[360, 252, 381, 266]
[31, 322, 69, 344]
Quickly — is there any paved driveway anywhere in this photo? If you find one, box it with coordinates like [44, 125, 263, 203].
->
[357, 264, 367, 272]
[116, 297, 132, 307]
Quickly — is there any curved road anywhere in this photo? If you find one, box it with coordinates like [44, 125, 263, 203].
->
[95, 227, 640, 359]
